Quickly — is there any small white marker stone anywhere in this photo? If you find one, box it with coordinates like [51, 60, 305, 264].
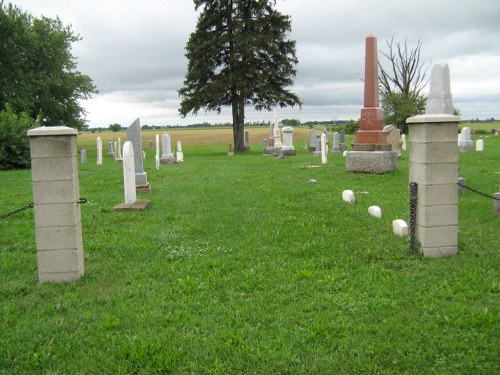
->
[368, 205, 382, 218]
[392, 219, 408, 237]
[342, 190, 355, 204]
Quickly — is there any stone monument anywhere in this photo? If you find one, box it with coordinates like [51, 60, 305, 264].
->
[96, 137, 102, 166]
[321, 133, 327, 164]
[281, 126, 296, 156]
[459, 126, 474, 152]
[176, 140, 184, 162]
[244, 130, 250, 151]
[346, 34, 397, 173]
[126, 118, 151, 192]
[160, 133, 176, 163]
[406, 63, 460, 257]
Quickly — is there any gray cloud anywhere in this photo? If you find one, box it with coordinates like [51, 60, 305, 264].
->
[10, 0, 500, 126]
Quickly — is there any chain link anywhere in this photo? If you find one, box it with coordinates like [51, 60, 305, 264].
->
[457, 182, 500, 201]
[0, 198, 87, 220]
[409, 182, 418, 252]
[0, 203, 34, 220]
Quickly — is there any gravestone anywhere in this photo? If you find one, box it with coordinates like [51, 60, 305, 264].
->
[339, 130, 346, 152]
[342, 190, 355, 204]
[281, 127, 296, 156]
[126, 118, 151, 192]
[476, 139, 484, 151]
[113, 141, 149, 211]
[321, 133, 327, 164]
[309, 128, 317, 152]
[392, 219, 408, 237]
[332, 132, 340, 153]
[459, 127, 473, 152]
[116, 137, 123, 162]
[406, 63, 460, 257]
[160, 133, 176, 163]
[346, 34, 397, 173]
[384, 125, 402, 157]
[368, 206, 382, 218]
[96, 137, 103, 165]
[28, 126, 84, 283]
[155, 134, 160, 170]
[244, 130, 250, 151]
[176, 140, 184, 162]
[107, 142, 114, 157]
[228, 144, 234, 156]
[425, 63, 454, 115]
[80, 147, 87, 163]
[401, 134, 407, 151]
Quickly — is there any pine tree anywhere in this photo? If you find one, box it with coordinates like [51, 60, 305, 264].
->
[179, 0, 301, 151]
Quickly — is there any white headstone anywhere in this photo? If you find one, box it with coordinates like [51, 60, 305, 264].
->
[342, 190, 355, 204]
[425, 63, 454, 115]
[176, 140, 184, 162]
[116, 137, 123, 160]
[155, 134, 160, 169]
[392, 219, 408, 237]
[122, 141, 136, 205]
[281, 126, 296, 155]
[96, 137, 102, 165]
[160, 133, 176, 163]
[401, 134, 407, 151]
[476, 139, 484, 151]
[459, 126, 474, 152]
[321, 133, 327, 164]
[368, 205, 382, 218]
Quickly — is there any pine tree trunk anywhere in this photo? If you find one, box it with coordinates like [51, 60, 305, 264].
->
[232, 97, 245, 152]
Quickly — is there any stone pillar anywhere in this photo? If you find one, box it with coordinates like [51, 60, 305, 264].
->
[321, 133, 327, 164]
[28, 126, 84, 283]
[96, 136, 102, 165]
[407, 114, 460, 257]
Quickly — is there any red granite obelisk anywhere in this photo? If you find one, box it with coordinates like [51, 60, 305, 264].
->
[353, 34, 389, 150]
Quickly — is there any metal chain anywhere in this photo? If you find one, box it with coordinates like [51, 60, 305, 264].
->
[0, 203, 34, 220]
[0, 198, 87, 220]
[409, 182, 418, 252]
[457, 182, 500, 201]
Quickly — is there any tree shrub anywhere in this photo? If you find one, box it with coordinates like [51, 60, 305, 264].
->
[0, 105, 36, 170]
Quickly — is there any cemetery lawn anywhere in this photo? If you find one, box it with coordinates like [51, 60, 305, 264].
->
[1, 130, 499, 374]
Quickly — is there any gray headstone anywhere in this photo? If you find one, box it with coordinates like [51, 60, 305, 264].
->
[339, 130, 346, 152]
[425, 63, 454, 115]
[126, 118, 149, 186]
[332, 132, 340, 152]
[80, 147, 87, 163]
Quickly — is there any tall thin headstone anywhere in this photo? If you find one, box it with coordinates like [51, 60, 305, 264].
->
[321, 133, 327, 164]
[126, 118, 150, 192]
[155, 133, 160, 170]
[244, 130, 250, 151]
[332, 132, 340, 153]
[339, 130, 346, 152]
[176, 140, 184, 162]
[107, 142, 114, 157]
[80, 147, 87, 163]
[96, 137, 102, 166]
[406, 63, 460, 257]
[281, 127, 296, 156]
[116, 137, 123, 162]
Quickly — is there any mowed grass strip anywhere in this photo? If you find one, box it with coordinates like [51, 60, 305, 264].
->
[0, 129, 498, 374]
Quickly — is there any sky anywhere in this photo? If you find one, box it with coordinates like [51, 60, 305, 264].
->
[9, 0, 500, 127]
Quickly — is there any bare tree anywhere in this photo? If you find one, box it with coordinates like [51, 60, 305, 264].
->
[378, 38, 430, 132]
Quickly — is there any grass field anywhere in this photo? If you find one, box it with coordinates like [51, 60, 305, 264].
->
[1, 128, 499, 374]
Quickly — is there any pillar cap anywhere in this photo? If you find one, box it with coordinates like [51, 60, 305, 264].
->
[407, 114, 460, 124]
[28, 126, 78, 137]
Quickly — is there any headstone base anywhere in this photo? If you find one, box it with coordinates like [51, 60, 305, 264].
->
[281, 148, 296, 156]
[160, 155, 176, 164]
[136, 183, 151, 193]
[113, 199, 150, 211]
[345, 151, 397, 173]
[263, 146, 274, 154]
[459, 141, 474, 152]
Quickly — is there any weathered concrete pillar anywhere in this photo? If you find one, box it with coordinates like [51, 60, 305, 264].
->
[28, 126, 84, 283]
[406, 114, 460, 257]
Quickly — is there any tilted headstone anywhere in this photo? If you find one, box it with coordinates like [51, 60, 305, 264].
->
[126, 118, 150, 191]
[384, 125, 402, 157]
[96, 137, 102, 165]
[160, 133, 176, 163]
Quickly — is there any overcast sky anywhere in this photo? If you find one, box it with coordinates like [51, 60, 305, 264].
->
[10, 0, 500, 127]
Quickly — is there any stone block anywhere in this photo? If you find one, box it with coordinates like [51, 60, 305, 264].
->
[421, 246, 457, 258]
[37, 248, 83, 274]
[417, 184, 457, 206]
[409, 162, 458, 185]
[35, 225, 82, 251]
[407, 119, 459, 143]
[368, 206, 382, 218]
[30, 156, 78, 182]
[29, 135, 77, 159]
[39, 271, 83, 284]
[345, 151, 397, 173]
[416, 225, 457, 248]
[32, 179, 79, 204]
[34, 203, 80, 228]
[409, 142, 458, 164]
[417, 204, 458, 227]
[392, 219, 408, 237]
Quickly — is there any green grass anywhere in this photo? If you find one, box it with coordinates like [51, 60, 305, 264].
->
[1, 133, 499, 374]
